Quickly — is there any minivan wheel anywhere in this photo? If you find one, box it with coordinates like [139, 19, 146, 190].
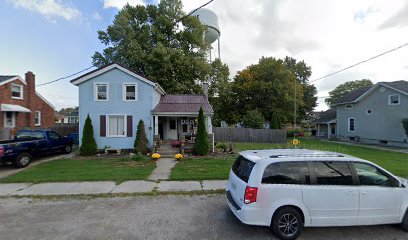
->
[271, 207, 303, 240]
[402, 209, 408, 232]
[14, 153, 32, 168]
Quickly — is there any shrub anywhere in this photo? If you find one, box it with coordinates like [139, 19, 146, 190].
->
[402, 118, 408, 137]
[134, 120, 149, 154]
[216, 142, 227, 152]
[131, 152, 149, 162]
[287, 128, 302, 137]
[271, 112, 280, 129]
[242, 109, 264, 129]
[79, 114, 97, 156]
[193, 107, 209, 155]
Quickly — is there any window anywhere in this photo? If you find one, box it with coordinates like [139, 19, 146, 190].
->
[108, 115, 126, 137]
[16, 131, 45, 140]
[348, 118, 355, 132]
[34, 111, 41, 126]
[94, 83, 108, 101]
[353, 162, 398, 187]
[4, 112, 15, 127]
[11, 84, 23, 99]
[262, 161, 309, 185]
[313, 161, 353, 185]
[388, 94, 400, 105]
[232, 155, 255, 183]
[345, 104, 353, 109]
[48, 131, 61, 140]
[123, 83, 137, 101]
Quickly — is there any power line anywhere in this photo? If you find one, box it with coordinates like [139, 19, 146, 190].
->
[36, 65, 95, 87]
[176, 0, 215, 23]
[310, 42, 408, 83]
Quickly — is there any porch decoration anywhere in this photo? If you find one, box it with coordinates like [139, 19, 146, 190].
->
[151, 153, 161, 160]
[175, 153, 183, 160]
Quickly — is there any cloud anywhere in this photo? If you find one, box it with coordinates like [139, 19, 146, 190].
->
[103, 0, 146, 9]
[379, 2, 408, 29]
[9, 0, 81, 21]
[92, 12, 102, 21]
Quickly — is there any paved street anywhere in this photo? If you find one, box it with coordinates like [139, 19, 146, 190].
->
[0, 195, 406, 240]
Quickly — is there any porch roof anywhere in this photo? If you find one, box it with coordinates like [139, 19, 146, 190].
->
[153, 94, 214, 115]
[1, 104, 31, 113]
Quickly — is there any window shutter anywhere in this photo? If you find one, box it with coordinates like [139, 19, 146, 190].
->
[127, 115, 133, 137]
[100, 115, 106, 137]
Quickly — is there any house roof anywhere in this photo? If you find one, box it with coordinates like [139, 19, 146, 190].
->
[316, 108, 336, 124]
[335, 86, 372, 105]
[335, 80, 408, 105]
[0, 75, 26, 85]
[70, 63, 165, 95]
[153, 94, 214, 114]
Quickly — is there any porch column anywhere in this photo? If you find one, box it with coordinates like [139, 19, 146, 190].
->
[154, 115, 159, 135]
[207, 115, 213, 134]
[327, 123, 330, 139]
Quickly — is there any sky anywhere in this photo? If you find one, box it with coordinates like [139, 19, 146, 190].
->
[1, 0, 408, 111]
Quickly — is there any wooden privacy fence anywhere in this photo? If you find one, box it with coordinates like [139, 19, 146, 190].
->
[213, 127, 286, 143]
[52, 123, 79, 136]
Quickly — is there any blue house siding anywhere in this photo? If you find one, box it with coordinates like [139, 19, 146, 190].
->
[78, 68, 155, 149]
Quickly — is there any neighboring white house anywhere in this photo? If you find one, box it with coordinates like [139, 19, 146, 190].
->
[71, 63, 214, 149]
[334, 81, 408, 148]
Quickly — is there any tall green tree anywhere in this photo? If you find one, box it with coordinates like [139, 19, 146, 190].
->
[80, 114, 97, 156]
[228, 57, 303, 125]
[283, 56, 317, 121]
[325, 79, 373, 107]
[92, 0, 212, 94]
[134, 120, 149, 154]
[193, 107, 209, 155]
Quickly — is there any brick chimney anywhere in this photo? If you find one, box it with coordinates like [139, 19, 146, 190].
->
[203, 82, 209, 99]
[25, 71, 36, 126]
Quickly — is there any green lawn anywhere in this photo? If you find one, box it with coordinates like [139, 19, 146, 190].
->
[170, 138, 408, 180]
[170, 156, 235, 181]
[0, 157, 156, 184]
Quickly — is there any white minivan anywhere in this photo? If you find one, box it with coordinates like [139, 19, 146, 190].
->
[226, 149, 408, 240]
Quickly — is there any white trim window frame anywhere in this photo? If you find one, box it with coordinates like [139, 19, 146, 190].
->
[11, 83, 23, 100]
[106, 114, 127, 137]
[348, 118, 355, 132]
[34, 111, 41, 126]
[94, 82, 109, 101]
[388, 94, 400, 105]
[123, 83, 138, 101]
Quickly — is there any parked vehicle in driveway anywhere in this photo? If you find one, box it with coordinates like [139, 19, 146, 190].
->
[0, 130, 73, 168]
[226, 149, 408, 240]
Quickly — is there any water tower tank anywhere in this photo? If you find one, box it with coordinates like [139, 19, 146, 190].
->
[193, 8, 220, 44]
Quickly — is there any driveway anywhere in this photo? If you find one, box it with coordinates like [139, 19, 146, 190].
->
[0, 195, 405, 240]
[0, 151, 76, 179]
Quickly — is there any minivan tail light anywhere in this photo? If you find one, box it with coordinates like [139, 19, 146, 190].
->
[244, 186, 258, 204]
[0, 146, 4, 157]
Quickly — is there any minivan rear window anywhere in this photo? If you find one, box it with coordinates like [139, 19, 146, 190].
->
[232, 155, 255, 183]
[262, 161, 309, 185]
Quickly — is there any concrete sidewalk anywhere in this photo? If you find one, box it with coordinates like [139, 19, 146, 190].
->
[0, 180, 228, 196]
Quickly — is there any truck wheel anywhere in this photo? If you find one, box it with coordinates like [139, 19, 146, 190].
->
[402, 209, 408, 232]
[63, 145, 72, 154]
[271, 207, 303, 240]
[14, 153, 31, 168]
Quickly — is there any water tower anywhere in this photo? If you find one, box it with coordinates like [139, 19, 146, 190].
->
[192, 8, 221, 62]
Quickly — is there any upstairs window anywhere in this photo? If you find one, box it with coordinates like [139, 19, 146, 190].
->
[11, 84, 23, 99]
[123, 83, 137, 101]
[388, 94, 400, 105]
[94, 83, 108, 101]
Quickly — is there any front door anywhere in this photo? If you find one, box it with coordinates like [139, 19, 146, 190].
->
[4, 112, 15, 127]
[353, 162, 402, 225]
[302, 161, 359, 226]
[167, 117, 177, 140]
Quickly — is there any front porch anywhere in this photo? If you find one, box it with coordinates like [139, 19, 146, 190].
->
[153, 115, 212, 141]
